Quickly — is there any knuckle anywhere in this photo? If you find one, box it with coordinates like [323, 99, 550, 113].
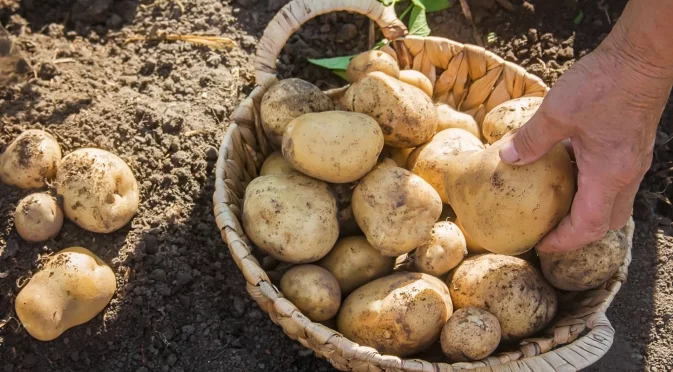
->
[582, 220, 610, 241]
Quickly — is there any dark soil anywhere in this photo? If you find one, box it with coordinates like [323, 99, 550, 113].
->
[0, 0, 671, 372]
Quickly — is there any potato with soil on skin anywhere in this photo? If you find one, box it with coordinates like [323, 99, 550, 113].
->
[448, 254, 558, 342]
[14, 192, 64, 243]
[55, 148, 139, 234]
[482, 96, 543, 144]
[342, 71, 438, 148]
[260, 78, 334, 148]
[282, 111, 384, 183]
[279, 264, 341, 322]
[346, 50, 400, 83]
[337, 272, 453, 357]
[435, 104, 481, 140]
[352, 165, 442, 257]
[317, 235, 395, 295]
[538, 222, 631, 291]
[398, 69, 433, 97]
[444, 131, 575, 255]
[414, 221, 468, 277]
[0, 129, 62, 189]
[259, 151, 294, 176]
[406, 128, 485, 203]
[15, 246, 116, 341]
[242, 172, 339, 264]
[440, 307, 502, 362]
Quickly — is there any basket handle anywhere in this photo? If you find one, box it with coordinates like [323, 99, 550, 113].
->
[253, 0, 408, 88]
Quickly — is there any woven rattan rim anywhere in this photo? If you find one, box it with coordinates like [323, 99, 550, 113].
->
[213, 1, 635, 370]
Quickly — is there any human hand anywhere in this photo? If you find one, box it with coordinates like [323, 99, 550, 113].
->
[498, 32, 673, 253]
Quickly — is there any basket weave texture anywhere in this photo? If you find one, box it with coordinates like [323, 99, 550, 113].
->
[213, 1, 635, 371]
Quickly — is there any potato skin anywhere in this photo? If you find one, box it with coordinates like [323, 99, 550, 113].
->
[407, 128, 484, 203]
[260, 78, 334, 148]
[0, 129, 62, 189]
[538, 225, 629, 291]
[242, 172, 339, 263]
[346, 50, 400, 83]
[317, 235, 395, 295]
[15, 247, 116, 341]
[436, 104, 481, 139]
[440, 307, 501, 362]
[259, 151, 294, 176]
[14, 193, 64, 242]
[398, 70, 433, 97]
[482, 97, 543, 144]
[455, 217, 487, 254]
[448, 254, 557, 342]
[279, 265, 341, 322]
[343, 71, 438, 148]
[282, 111, 384, 183]
[414, 221, 467, 277]
[352, 165, 442, 256]
[337, 272, 453, 357]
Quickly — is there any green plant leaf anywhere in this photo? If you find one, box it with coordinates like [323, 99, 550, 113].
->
[573, 10, 584, 24]
[420, 0, 451, 12]
[399, 3, 414, 21]
[307, 55, 355, 70]
[333, 70, 348, 80]
[408, 5, 431, 36]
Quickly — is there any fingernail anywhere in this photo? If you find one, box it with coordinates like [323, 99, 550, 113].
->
[499, 139, 521, 164]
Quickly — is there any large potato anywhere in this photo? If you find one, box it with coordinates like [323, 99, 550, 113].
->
[0, 129, 62, 189]
[482, 96, 543, 144]
[279, 265, 341, 322]
[55, 148, 140, 234]
[440, 307, 501, 362]
[352, 165, 442, 256]
[538, 222, 630, 291]
[346, 50, 400, 83]
[259, 151, 294, 176]
[282, 111, 384, 183]
[342, 71, 438, 148]
[337, 272, 453, 357]
[398, 69, 433, 97]
[14, 192, 64, 243]
[444, 132, 575, 255]
[260, 78, 334, 148]
[448, 254, 557, 341]
[317, 235, 395, 295]
[435, 104, 480, 139]
[414, 221, 467, 277]
[15, 247, 116, 341]
[242, 172, 339, 263]
[407, 128, 484, 203]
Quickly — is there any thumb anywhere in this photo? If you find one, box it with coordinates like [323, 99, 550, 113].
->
[498, 109, 567, 165]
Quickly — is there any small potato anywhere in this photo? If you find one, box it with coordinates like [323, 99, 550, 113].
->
[260, 78, 334, 148]
[407, 128, 484, 203]
[398, 70, 433, 97]
[337, 272, 453, 357]
[352, 165, 442, 257]
[414, 221, 467, 277]
[482, 96, 543, 144]
[259, 151, 294, 176]
[440, 307, 501, 362]
[15, 247, 116, 341]
[242, 172, 339, 263]
[538, 223, 630, 291]
[14, 193, 64, 243]
[346, 50, 400, 83]
[0, 129, 62, 189]
[282, 111, 384, 183]
[280, 265, 341, 322]
[435, 104, 481, 139]
[55, 148, 140, 234]
[317, 235, 395, 295]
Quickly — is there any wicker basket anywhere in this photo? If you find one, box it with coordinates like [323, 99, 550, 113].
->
[213, 0, 635, 370]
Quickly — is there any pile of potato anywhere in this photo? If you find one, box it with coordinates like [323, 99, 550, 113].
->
[0, 129, 140, 341]
[243, 50, 631, 361]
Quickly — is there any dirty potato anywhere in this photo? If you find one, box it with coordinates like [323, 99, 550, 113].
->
[414, 221, 467, 277]
[259, 151, 294, 176]
[482, 96, 543, 144]
[435, 104, 481, 139]
[346, 50, 400, 83]
[0, 129, 62, 189]
[14, 192, 64, 243]
[440, 307, 501, 362]
[279, 264, 341, 322]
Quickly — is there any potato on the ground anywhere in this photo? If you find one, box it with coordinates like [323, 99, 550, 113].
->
[337, 272, 453, 357]
[482, 96, 543, 144]
[378, 145, 414, 168]
[407, 128, 484, 203]
[440, 307, 501, 362]
[455, 217, 487, 253]
[398, 69, 433, 97]
[342, 71, 438, 148]
[55, 148, 139, 234]
[260, 78, 334, 148]
[352, 165, 442, 256]
[414, 221, 467, 277]
[0, 129, 62, 189]
[444, 132, 575, 255]
[317, 235, 395, 295]
[435, 104, 481, 139]
[538, 224, 630, 291]
[448, 254, 557, 342]
[259, 151, 294, 176]
[279, 265, 341, 322]
[15, 247, 116, 341]
[346, 50, 400, 83]
[242, 172, 339, 263]
[14, 193, 64, 243]
[282, 111, 384, 183]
